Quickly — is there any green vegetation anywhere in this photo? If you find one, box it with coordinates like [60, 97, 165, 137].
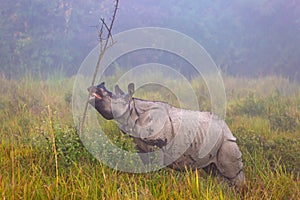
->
[0, 75, 299, 199]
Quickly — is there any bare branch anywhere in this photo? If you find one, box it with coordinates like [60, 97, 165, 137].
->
[99, 21, 104, 41]
[79, 0, 119, 134]
[100, 18, 112, 40]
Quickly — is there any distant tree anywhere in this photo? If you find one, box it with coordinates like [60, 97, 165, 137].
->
[0, 0, 299, 81]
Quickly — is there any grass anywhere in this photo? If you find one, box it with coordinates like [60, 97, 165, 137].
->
[0, 74, 299, 199]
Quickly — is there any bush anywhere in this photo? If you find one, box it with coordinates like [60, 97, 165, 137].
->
[234, 92, 267, 116]
[54, 126, 96, 166]
[267, 92, 298, 132]
[235, 127, 300, 174]
[231, 91, 299, 133]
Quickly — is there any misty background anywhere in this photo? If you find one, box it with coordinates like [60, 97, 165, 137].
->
[1, 0, 300, 81]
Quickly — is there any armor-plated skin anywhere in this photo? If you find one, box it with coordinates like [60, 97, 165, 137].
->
[88, 82, 245, 187]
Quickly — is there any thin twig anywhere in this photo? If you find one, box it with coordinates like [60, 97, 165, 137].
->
[79, 0, 119, 134]
[108, 1, 119, 43]
[99, 21, 104, 41]
[100, 18, 112, 40]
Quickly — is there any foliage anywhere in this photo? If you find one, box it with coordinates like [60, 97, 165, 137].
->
[1, 1, 300, 80]
[0, 0, 111, 78]
[229, 91, 299, 132]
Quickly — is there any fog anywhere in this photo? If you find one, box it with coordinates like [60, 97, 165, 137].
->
[1, 0, 299, 81]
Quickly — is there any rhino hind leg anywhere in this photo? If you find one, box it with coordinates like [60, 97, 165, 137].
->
[215, 139, 245, 187]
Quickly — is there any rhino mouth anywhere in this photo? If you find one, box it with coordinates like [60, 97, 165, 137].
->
[88, 86, 102, 101]
[90, 92, 102, 100]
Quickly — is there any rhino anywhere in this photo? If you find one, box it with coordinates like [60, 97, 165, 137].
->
[88, 82, 245, 187]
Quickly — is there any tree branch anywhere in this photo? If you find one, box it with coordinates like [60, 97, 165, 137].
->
[79, 0, 119, 134]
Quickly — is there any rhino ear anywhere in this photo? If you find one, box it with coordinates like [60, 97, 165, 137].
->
[115, 84, 125, 95]
[128, 83, 134, 96]
[96, 82, 105, 90]
[98, 82, 105, 87]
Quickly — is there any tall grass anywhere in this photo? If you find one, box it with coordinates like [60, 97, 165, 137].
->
[0, 75, 299, 199]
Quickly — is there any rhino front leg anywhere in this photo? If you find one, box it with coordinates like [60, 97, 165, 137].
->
[215, 139, 245, 187]
[133, 138, 164, 166]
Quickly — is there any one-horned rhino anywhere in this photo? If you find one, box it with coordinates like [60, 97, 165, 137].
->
[88, 82, 245, 187]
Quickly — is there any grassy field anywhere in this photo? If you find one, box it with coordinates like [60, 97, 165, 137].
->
[0, 74, 299, 199]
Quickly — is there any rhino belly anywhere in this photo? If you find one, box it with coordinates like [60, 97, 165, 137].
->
[164, 110, 225, 170]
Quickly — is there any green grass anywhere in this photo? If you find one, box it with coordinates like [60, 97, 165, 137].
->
[0, 75, 299, 199]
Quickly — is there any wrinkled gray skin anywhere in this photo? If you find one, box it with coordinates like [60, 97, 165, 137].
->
[88, 82, 245, 187]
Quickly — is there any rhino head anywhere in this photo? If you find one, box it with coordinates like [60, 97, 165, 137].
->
[88, 82, 135, 120]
